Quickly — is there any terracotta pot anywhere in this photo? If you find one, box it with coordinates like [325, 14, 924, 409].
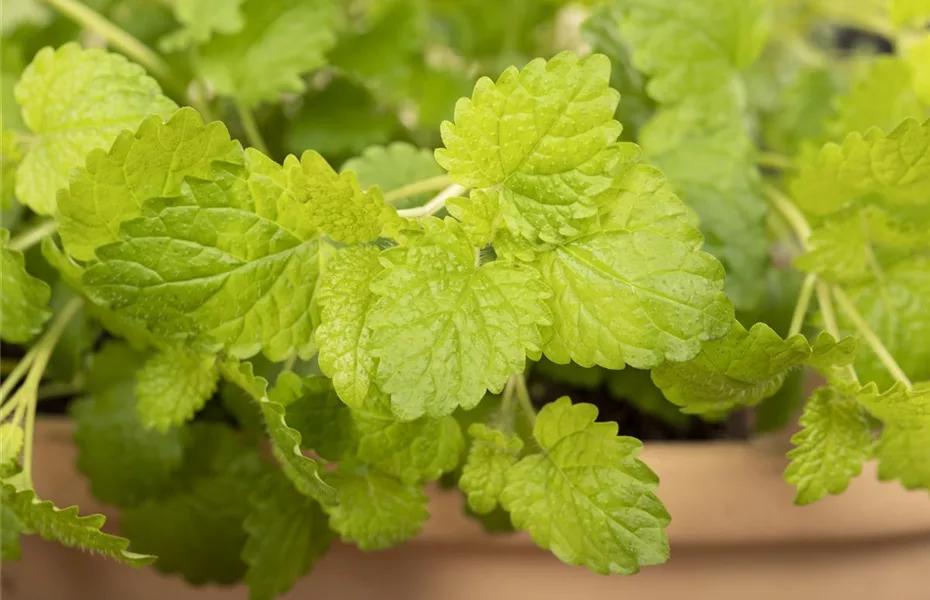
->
[4, 419, 929, 600]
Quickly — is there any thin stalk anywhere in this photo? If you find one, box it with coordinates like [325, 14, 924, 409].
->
[9, 220, 59, 252]
[281, 354, 297, 373]
[36, 380, 85, 401]
[757, 151, 796, 172]
[234, 100, 270, 156]
[43, 0, 183, 93]
[832, 287, 911, 388]
[0, 347, 37, 406]
[397, 184, 466, 219]
[788, 273, 817, 338]
[383, 175, 453, 204]
[513, 373, 536, 427]
[815, 282, 857, 382]
[763, 185, 811, 248]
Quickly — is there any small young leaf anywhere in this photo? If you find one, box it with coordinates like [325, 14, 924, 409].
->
[651, 322, 811, 415]
[784, 387, 873, 505]
[2, 484, 153, 566]
[323, 466, 429, 551]
[501, 398, 669, 575]
[459, 424, 523, 514]
[0, 228, 51, 343]
[136, 345, 219, 432]
[14, 43, 176, 214]
[243, 471, 333, 600]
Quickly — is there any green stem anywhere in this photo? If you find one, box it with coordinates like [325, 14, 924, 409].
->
[281, 354, 297, 373]
[234, 100, 270, 156]
[763, 185, 811, 248]
[36, 380, 85, 401]
[43, 0, 184, 94]
[758, 151, 796, 172]
[0, 348, 37, 406]
[832, 287, 911, 388]
[788, 273, 817, 338]
[383, 175, 454, 204]
[513, 373, 536, 427]
[397, 184, 466, 219]
[815, 282, 857, 382]
[9, 220, 59, 252]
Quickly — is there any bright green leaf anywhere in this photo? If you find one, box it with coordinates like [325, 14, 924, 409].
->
[136, 345, 219, 432]
[784, 387, 873, 505]
[875, 424, 930, 490]
[904, 34, 930, 105]
[1, 228, 51, 343]
[0, 423, 24, 467]
[501, 397, 669, 575]
[14, 43, 176, 214]
[368, 219, 551, 419]
[323, 466, 429, 551]
[57, 107, 244, 260]
[651, 322, 811, 415]
[160, 0, 246, 50]
[0, 504, 23, 561]
[807, 332, 859, 370]
[459, 423, 523, 514]
[890, 0, 930, 27]
[857, 381, 930, 427]
[435, 52, 621, 245]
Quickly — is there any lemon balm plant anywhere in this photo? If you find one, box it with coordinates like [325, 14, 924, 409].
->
[1, 0, 929, 598]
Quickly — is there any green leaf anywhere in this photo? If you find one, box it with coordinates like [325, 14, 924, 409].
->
[323, 466, 429, 551]
[792, 118, 930, 217]
[834, 256, 930, 389]
[197, 0, 338, 106]
[58, 107, 244, 261]
[875, 425, 930, 490]
[160, 0, 246, 50]
[315, 246, 382, 408]
[342, 142, 443, 210]
[121, 423, 267, 584]
[368, 218, 551, 419]
[611, 0, 770, 104]
[259, 396, 337, 506]
[827, 57, 926, 140]
[350, 388, 465, 484]
[0, 0, 51, 33]
[2, 484, 153, 566]
[762, 67, 838, 156]
[72, 342, 186, 507]
[1, 228, 51, 343]
[459, 423, 523, 514]
[500, 397, 669, 575]
[857, 381, 930, 428]
[807, 332, 859, 370]
[435, 52, 622, 245]
[276, 373, 355, 461]
[136, 345, 219, 432]
[1, 503, 23, 561]
[242, 471, 333, 600]
[83, 160, 322, 362]
[536, 149, 733, 370]
[891, 0, 930, 26]
[784, 387, 873, 505]
[0, 423, 24, 467]
[607, 368, 689, 429]
[904, 34, 930, 105]
[14, 43, 176, 214]
[651, 322, 811, 415]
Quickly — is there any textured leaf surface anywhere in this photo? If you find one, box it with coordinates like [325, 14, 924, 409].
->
[72, 343, 185, 507]
[793, 119, 930, 217]
[121, 423, 267, 584]
[536, 151, 732, 370]
[784, 387, 873, 505]
[274, 373, 355, 461]
[459, 424, 523, 514]
[2, 484, 153, 566]
[807, 333, 859, 370]
[342, 143, 443, 209]
[501, 398, 669, 575]
[14, 43, 176, 214]
[1, 228, 51, 343]
[435, 52, 621, 245]
[611, 0, 770, 104]
[83, 159, 321, 362]
[243, 471, 332, 600]
[875, 425, 930, 490]
[58, 107, 244, 260]
[198, 0, 337, 106]
[651, 322, 811, 415]
[368, 219, 551, 419]
[857, 382, 930, 428]
[324, 467, 429, 551]
[315, 246, 382, 407]
[136, 345, 218, 432]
